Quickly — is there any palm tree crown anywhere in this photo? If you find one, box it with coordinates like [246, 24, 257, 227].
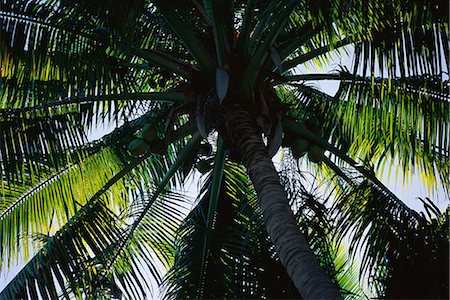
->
[0, 0, 448, 299]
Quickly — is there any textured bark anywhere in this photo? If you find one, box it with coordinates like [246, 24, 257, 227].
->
[225, 108, 342, 300]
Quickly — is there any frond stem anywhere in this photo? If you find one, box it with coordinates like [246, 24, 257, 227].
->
[0, 92, 187, 116]
[0, 165, 74, 220]
[106, 133, 202, 270]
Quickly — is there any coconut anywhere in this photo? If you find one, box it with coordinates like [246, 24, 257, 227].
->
[291, 138, 309, 158]
[148, 138, 166, 155]
[141, 124, 157, 142]
[304, 118, 323, 137]
[127, 139, 148, 157]
[292, 138, 309, 152]
[196, 160, 211, 174]
[198, 143, 212, 156]
[308, 145, 325, 163]
[281, 132, 295, 147]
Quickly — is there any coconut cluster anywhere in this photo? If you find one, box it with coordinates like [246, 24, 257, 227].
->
[196, 143, 213, 174]
[127, 124, 161, 157]
[284, 118, 325, 163]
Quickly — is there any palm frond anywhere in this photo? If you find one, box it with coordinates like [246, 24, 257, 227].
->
[166, 155, 364, 299]
[306, 151, 447, 299]
[333, 244, 370, 300]
[0, 115, 197, 298]
[1, 0, 182, 124]
[241, 0, 298, 90]
[0, 109, 87, 184]
[333, 174, 449, 298]
[196, 137, 227, 298]
[165, 161, 264, 299]
[77, 133, 201, 299]
[0, 170, 132, 300]
[336, 74, 449, 191]
[152, 0, 214, 75]
[105, 133, 201, 263]
[0, 142, 169, 299]
[0, 96, 185, 194]
[350, 1, 448, 78]
[282, 79, 449, 194]
[0, 148, 125, 269]
[62, 134, 202, 299]
[207, 0, 233, 67]
[275, 0, 448, 78]
[109, 190, 191, 300]
[279, 157, 369, 299]
[0, 107, 169, 224]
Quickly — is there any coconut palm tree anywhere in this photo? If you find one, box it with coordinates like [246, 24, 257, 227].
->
[165, 159, 371, 299]
[0, 0, 448, 299]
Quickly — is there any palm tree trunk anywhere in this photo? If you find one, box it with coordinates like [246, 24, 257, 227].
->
[225, 107, 342, 299]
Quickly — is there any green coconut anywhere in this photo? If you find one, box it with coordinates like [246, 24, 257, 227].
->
[291, 138, 309, 158]
[198, 143, 213, 156]
[127, 139, 148, 157]
[141, 124, 157, 142]
[148, 138, 166, 155]
[292, 138, 309, 152]
[281, 132, 295, 147]
[196, 160, 211, 174]
[304, 117, 323, 137]
[308, 145, 325, 163]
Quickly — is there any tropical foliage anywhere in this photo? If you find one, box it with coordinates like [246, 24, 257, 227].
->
[0, 0, 448, 299]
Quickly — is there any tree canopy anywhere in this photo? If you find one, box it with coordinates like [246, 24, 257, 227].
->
[0, 0, 449, 299]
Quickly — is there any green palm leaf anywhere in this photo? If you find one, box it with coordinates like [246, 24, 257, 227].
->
[0, 148, 125, 269]
[281, 77, 449, 194]
[334, 176, 449, 298]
